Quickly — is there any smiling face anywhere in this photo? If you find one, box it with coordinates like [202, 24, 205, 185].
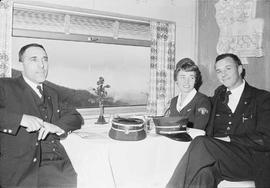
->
[215, 57, 243, 90]
[21, 46, 48, 84]
[176, 70, 196, 94]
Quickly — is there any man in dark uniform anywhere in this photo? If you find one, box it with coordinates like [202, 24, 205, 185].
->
[166, 53, 270, 188]
[0, 43, 83, 188]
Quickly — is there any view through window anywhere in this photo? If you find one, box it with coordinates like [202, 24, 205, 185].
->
[12, 37, 150, 110]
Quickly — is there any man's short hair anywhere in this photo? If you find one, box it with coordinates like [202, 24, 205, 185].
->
[215, 53, 246, 78]
[174, 58, 203, 90]
[19, 43, 46, 62]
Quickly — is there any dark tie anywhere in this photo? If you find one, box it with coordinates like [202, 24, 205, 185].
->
[223, 90, 231, 105]
[36, 85, 43, 99]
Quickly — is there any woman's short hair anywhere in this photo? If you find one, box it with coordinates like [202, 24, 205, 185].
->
[174, 58, 202, 90]
[19, 43, 46, 62]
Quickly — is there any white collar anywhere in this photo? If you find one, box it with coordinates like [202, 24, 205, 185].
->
[228, 80, 245, 96]
[177, 88, 197, 112]
[227, 80, 245, 113]
[22, 75, 43, 97]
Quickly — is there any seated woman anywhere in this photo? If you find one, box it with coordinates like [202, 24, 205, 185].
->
[168, 58, 211, 138]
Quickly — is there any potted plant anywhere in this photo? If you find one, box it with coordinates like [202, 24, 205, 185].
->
[93, 77, 110, 124]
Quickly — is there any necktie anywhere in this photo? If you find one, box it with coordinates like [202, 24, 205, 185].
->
[223, 90, 231, 105]
[36, 85, 43, 99]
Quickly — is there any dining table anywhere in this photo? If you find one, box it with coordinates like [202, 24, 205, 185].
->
[61, 119, 255, 188]
[61, 120, 190, 188]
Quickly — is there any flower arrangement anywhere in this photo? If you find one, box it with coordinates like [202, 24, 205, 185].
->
[93, 77, 110, 124]
[93, 77, 110, 105]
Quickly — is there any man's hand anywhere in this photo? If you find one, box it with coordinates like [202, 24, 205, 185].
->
[38, 122, 65, 140]
[186, 128, 205, 139]
[20, 114, 43, 132]
[214, 136, 231, 142]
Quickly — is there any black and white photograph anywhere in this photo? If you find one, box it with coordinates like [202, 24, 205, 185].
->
[0, 0, 270, 188]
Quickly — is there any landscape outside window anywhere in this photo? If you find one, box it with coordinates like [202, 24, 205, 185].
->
[12, 37, 150, 109]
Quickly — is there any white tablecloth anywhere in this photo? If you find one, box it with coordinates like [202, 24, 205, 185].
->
[61, 124, 190, 188]
[61, 124, 255, 188]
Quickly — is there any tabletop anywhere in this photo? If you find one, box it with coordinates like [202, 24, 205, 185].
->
[61, 123, 190, 188]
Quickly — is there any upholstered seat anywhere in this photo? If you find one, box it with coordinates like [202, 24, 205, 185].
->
[218, 180, 255, 188]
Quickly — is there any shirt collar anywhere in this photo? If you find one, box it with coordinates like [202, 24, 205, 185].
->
[228, 80, 245, 96]
[177, 88, 197, 112]
[22, 75, 43, 92]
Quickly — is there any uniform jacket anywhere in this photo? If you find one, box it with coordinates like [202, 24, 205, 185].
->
[206, 82, 270, 186]
[0, 76, 83, 187]
[169, 92, 211, 130]
[207, 82, 270, 151]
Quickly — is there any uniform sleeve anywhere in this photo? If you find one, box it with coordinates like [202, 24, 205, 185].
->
[0, 83, 22, 135]
[165, 98, 173, 116]
[193, 96, 211, 130]
[230, 91, 270, 151]
[54, 96, 83, 135]
[206, 86, 225, 136]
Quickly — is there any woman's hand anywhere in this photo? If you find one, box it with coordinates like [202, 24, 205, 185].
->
[186, 128, 205, 139]
[214, 136, 231, 142]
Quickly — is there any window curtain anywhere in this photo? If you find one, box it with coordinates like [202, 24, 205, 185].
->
[0, 0, 12, 78]
[147, 21, 176, 116]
